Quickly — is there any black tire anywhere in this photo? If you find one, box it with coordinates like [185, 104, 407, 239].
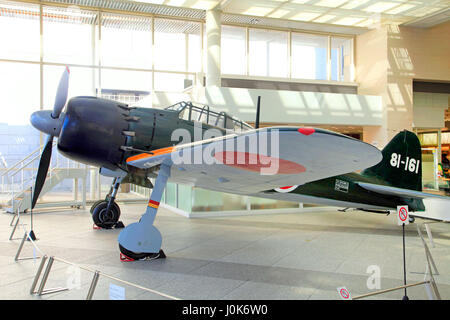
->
[119, 244, 150, 260]
[90, 199, 105, 214]
[92, 201, 121, 229]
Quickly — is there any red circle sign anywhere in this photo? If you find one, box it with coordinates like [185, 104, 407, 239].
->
[399, 207, 408, 222]
[340, 288, 350, 299]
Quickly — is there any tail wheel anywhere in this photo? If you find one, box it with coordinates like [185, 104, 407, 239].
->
[92, 201, 121, 229]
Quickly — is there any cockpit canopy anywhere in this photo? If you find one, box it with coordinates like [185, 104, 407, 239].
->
[165, 101, 254, 133]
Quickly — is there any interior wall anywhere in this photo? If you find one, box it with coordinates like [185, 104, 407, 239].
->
[355, 25, 388, 149]
[221, 77, 358, 94]
[203, 86, 382, 126]
[356, 21, 450, 148]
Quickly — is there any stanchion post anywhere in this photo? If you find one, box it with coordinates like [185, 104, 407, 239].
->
[417, 224, 441, 300]
[30, 255, 48, 294]
[9, 214, 21, 240]
[424, 223, 435, 248]
[9, 212, 18, 226]
[396, 205, 409, 300]
[402, 222, 408, 300]
[417, 224, 439, 275]
[9, 209, 20, 240]
[14, 232, 41, 261]
[37, 256, 55, 295]
[14, 232, 27, 261]
[86, 271, 100, 300]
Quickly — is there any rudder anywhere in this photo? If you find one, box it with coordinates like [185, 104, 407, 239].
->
[362, 130, 422, 191]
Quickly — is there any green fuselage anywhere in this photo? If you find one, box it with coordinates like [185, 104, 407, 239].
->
[260, 172, 425, 212]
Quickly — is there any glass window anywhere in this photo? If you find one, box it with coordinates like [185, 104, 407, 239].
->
[0, 61, 40, 165]
[291, 33, 328, 80]
[249, 28, 288, 78]
[154, 19, 200, 72]
[154, 72, 193, 92]
[43, 6, 96, 65]
[101, 68, 151, 103]
[331, 37, 354, 82]
[221, 25, 246, 75]
[0, 1, 40, 61]
[165, 182, 177, 207]
[249, 196, 298, 210]
[192, 188, 247, 212]
[188, 30, 202, 73]
[43, 65, 98, 109]
[177, 184, 192, 213]
[101, 13, 152, 69]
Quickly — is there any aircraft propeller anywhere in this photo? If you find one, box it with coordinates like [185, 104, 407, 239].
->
[30, 67, 70, 208]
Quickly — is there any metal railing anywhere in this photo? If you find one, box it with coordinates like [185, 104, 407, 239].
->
[0, 142, 51, 193]
[340, 223, 441, 300]
[12, 218, 180, 300]
[1, 141, 88, 211]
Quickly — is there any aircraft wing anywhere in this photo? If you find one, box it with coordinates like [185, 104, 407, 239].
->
[126, 127, 382, 194]
[357, 182, 450, 200]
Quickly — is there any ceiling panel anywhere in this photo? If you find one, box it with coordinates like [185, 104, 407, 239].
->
[24, 0, 450, 31]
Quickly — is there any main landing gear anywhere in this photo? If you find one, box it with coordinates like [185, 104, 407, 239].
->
[91, 177, 124, 229]
[117, 164, 170, 261]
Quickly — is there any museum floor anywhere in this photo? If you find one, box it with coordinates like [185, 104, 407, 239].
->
[0, 203, 449, 300]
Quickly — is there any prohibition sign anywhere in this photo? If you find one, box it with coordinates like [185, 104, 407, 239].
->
[397, 206, 409, 225]
[337, 287, 351, 300]
[399, 207, 407, 222]
[340, 288, 349, 299]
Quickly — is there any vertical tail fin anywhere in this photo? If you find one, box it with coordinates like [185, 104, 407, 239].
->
[362, 130, 422, 191]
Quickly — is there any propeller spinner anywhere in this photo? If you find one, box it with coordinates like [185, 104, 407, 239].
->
[30, 67, 70, 208]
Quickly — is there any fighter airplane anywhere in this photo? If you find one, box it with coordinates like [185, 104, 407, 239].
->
[30, 67, 449, 261]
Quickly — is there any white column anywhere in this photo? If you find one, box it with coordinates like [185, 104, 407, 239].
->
[205, 9, 221, 87]
[90, 166, 96, 200]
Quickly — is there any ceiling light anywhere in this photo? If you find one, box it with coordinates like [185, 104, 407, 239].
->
[267, 9, 290, 19]
[313, 14, 337, 23]
[243, 6, 275, 17]
[341, 0, 371, 10]
[334, 17, 366, 25]
[291, 12, 322, 21]
[315, 0, 349, 8]
[363, 2, 400, 13]
[386, 4, 416, 15]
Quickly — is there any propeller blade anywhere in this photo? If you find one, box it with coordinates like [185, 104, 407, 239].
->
[31, 136, 53, 209]
[52, 66, 70, 119]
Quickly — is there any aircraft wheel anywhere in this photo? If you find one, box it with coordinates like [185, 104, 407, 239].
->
[92, 201, 121, 229]
[90, 199, 105, 214]
[119, 244, 150, 260]
[119, 244, 164, 261]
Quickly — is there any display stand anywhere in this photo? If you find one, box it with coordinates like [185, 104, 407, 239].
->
[402, 222, 408, 300]
[416, 224, 439, 275]
[9, 209, 22, 240]
[343, 214, 442, 300]
[14, 232, 42, 262]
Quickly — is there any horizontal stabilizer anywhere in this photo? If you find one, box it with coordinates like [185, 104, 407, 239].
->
[357, 182, 450, 200]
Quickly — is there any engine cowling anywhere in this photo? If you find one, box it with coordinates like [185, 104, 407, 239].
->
[57, 97, 130, 170]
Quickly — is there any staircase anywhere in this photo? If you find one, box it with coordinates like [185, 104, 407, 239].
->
[1, 142, 88, 213]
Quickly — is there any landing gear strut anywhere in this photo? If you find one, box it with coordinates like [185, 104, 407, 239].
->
[91, 177, 124, 229]
[118, 164, 170, 261]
